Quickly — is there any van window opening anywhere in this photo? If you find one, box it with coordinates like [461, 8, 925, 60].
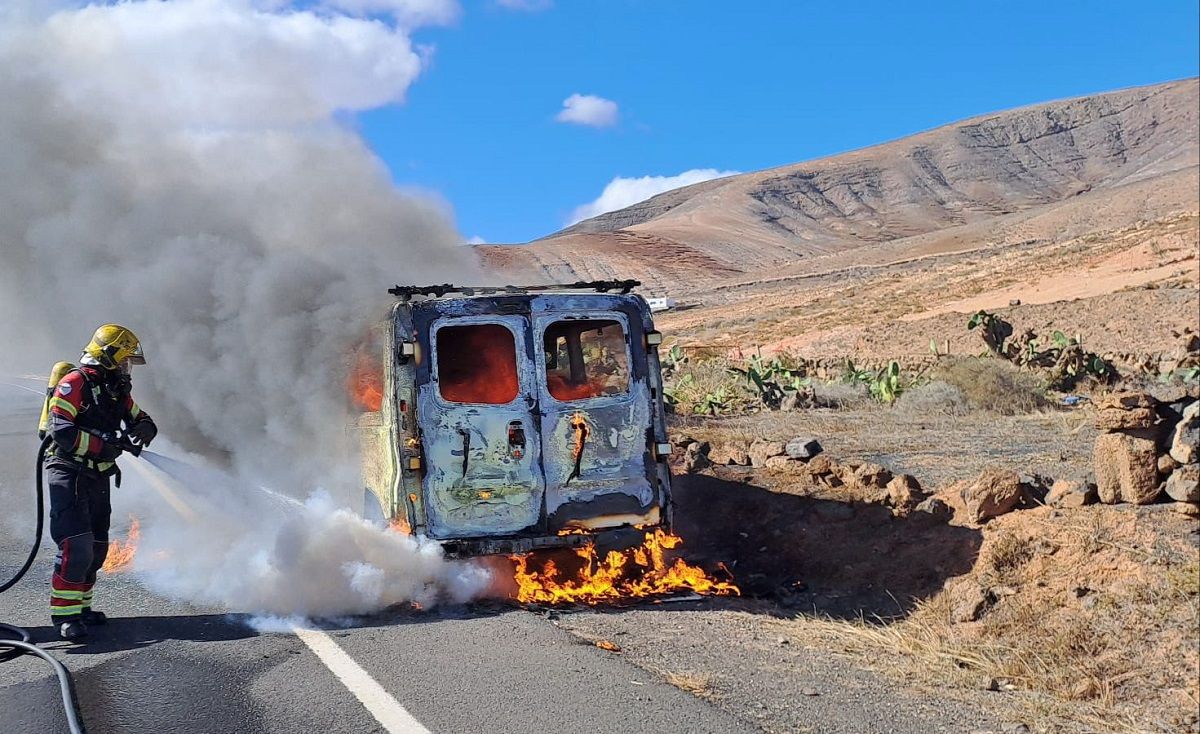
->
[543, 319, 629, 401]
[437, 323, 519, 404]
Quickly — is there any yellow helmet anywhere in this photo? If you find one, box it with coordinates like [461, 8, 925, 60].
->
[83, 324, 146, 371]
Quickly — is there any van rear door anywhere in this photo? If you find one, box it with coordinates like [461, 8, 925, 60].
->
[532, 300, 658, 531]
[414, 310, 544, 538]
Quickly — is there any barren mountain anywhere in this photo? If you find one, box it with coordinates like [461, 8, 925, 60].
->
[479, 79, 1198, 296]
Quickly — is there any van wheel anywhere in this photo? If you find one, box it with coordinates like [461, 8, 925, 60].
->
[362, 488, 387, 527]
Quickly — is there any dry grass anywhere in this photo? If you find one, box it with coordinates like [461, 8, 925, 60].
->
[795, 610, 1165, 734]
[895, 380, 970, 416]
[661, 670, 716, 697]
[812, 381, 872, 409]
[784, 508, 1200, 733]
[982, 530, 1037, 586]
[933, 357, 1049, 415]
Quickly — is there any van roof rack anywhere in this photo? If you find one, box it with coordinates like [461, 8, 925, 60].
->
[388, 280, 641, 300]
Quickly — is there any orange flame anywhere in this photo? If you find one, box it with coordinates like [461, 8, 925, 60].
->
[546, 374, 610, 401]
[389, 517, 412, 535]
[348, 352, 384, 412]
[511, 529, 739, 605]
[102, 516, 140, 573]
[438, 324, 519, 404]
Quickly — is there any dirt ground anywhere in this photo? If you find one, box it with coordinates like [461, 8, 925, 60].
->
[553, 605, 1007, 734]
[547, 404, 1199, 734]
[655, 214, 1199, 361]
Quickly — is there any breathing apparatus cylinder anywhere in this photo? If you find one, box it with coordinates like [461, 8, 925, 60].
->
[37, 361, 76, 439]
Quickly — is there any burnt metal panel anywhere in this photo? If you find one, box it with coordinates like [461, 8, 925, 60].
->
[391, 302, 427, 533]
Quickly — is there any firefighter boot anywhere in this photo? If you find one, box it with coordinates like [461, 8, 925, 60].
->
[58, 619, 87, 640]
[81, 609, 108, 626]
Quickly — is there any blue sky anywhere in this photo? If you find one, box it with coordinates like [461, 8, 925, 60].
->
[359, 0, 1200, 244]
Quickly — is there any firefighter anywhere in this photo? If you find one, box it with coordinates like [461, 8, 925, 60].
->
[44, 324, 157, 640]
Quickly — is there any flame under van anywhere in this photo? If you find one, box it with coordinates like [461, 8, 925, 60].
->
[355, 281, 674, 557]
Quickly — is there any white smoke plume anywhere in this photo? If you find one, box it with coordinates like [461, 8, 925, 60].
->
[0, 1, 492, 616]
[122, 449, 490, 617]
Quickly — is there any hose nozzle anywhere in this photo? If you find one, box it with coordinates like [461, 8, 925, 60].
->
[116, 434, 143, 457]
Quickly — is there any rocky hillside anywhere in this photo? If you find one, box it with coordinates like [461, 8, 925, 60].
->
[479, 79, 1198, 294]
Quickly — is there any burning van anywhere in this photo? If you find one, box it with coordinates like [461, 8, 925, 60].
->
[353, 280, 674, 557]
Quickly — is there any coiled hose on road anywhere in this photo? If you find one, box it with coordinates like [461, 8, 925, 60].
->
[0, 435, 89, 734]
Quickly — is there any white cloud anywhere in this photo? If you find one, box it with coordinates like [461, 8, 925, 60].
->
[568, 168, 740, 224]
[36, 0, 441, 129]
[555, 93, 618, 128]
[320, 0, 460, 26]
[495, 0, 552, 10]
[466, 235, 488, 244]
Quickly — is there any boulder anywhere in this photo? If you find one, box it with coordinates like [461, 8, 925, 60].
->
[1163, 464, 1199, 504]
[1168, 402, 1199, 465]
[886, 474, 922, 513]
[1183, 329, 1200, 353]
[915, 496, 953, 520]
[832, 461, 858, 486]
[1155, 394, 1193, 425]
[962, 467, 1025, 523]
[1158, 453, 1180, 476]
[1095, 391, 1156, 411]
[709, 443, 750, 466]
[819, 473, 845, 489]
[948, 580, 990, 623]
[764, 455, 792, 469]
[748, 439, 786, 468]
[853, 462, 893, 489]
[1019, 473, 1051, 504]
[1171, 502, 1200, 518]
[682, 442, 711, 473]
[1094, 429, 1161, 505]
[784, 437, 823, 460]
[671, 434, 698, 449]
[1094, 407, 1156, 431]
[804, 454, 836, 477]
[1045, 479, 1097, 508]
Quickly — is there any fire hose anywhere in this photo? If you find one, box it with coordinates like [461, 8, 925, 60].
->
[0, 435, 90, 734]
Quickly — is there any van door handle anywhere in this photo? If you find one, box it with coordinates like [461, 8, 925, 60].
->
[458, 428, 470, 477]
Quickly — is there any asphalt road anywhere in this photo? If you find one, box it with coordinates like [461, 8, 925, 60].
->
[0, 382, 749, 734]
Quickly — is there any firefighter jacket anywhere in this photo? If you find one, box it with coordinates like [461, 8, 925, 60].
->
[46, 366, 154, 475]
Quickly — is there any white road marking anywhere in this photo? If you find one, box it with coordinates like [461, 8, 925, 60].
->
[0, 380, 44, 396]
[292, 625, 432, 734]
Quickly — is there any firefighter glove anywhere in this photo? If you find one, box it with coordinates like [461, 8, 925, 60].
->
[96, 436, 124, 461]
[129, 418, 157, 447]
